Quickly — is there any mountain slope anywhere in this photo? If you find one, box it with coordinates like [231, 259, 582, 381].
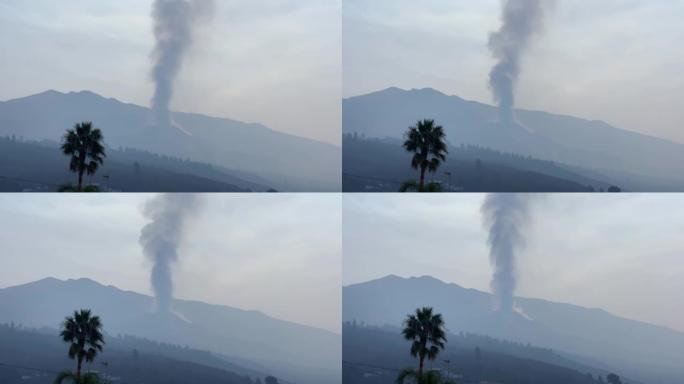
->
[343, 87, 684, 191]
[0, 324, 265, 384]
[343, 135, 610, 192]
[0, 137, 265, 192]
[0, 90, 341, 191]
[0, 278, 341, 384]
[343, 275, 684, 384]
[343, 324, 609, 384]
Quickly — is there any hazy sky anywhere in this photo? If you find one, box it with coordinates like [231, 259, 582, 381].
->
[343, 193, 684, 333]
[0, 193, 341, 333]
[0, 0, 341, 145]
[343, 0, 684, 144]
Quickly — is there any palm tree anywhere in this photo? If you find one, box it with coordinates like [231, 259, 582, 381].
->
[402, 307, 447, 374]
[59, 309, 105, 380]
[396, 369, 454, 384]
[61, 122, 106, 191]
[403, 119, 448, 191]
[54, 371, 101, 384]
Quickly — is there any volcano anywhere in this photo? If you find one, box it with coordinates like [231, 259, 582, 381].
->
[343, 87, 684, 191]
[0, 277, 341, 384]
[343, 275, 684, 384]
[0, 90, 341, 191]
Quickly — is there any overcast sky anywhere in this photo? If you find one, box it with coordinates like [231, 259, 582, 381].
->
[0, 0, 341, 145]
[0, 193, 341, 333]
[343, 193, 684, 333]
[343, 0, 684, 144]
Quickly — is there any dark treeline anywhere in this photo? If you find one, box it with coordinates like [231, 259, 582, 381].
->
[0, 136, 258, 192]
[0, 322, 273, 384]
[343, 322, 621, 384]
[343, 133, 620, 192]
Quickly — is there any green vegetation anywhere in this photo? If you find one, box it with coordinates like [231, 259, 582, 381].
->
[60, 122, 106, 191]
[343, 135, 609, 192]
[58, 309, 105, 382]
[0, 137, 253, 192]
[398, 180, 443, 192]
[0, 324, 261, 384]
[343, 321, 623, 384]
[402, 119, 448, 192]
[58, 185, 101, 193]
[396, 369, 453, 384]
[53, 371, 101, 384]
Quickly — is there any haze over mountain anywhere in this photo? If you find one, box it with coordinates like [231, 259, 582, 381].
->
[0, 277, 341, 384]
[343, 323, 611, 384]
[0, 136, 269, 192]
[343, 1, 684, 145]
[343, 275, 684, 384]
[343, 134, 611, 192]
[0, 323, 266, 384]
[0, 90, 341, 191]
[343, 87, 684, 191]
[0, 0, 342, 146]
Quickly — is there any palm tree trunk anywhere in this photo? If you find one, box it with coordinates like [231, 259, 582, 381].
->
[419, 168, 426, 191]
[76, 356, 83, 379]
[77, 170, 84, 191]
[419, 355, 424, 375]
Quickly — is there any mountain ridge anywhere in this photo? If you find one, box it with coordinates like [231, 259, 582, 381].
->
[343, 87, 684, 190]
[10, 89, 337, 148]
[345, 274, 684, 335]
[0, 90, 341, 191]
[347, 86, 682, 145]
[0, 277, 341, 384]
[1, 276, 339, 336]
[343, 274, 684, 384]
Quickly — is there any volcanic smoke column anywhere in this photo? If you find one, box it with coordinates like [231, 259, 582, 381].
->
[150, 0, 215, 128]
[139, 194, 201, 313]
[488, 0, 553, 123]
[481, 194, 533, 313]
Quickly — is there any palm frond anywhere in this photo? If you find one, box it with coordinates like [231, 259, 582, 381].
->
[59, 309, 105, 367]
[402, 119, 449, 182]
[60, 122, 106, 190]
[401, 307, 448, 369]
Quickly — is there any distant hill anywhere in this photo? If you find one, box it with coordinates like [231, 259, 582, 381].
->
[343, 87, 684, 191]
[343, 135, 612, 192]
[0, 278, 341, 384]
[0, 90, 341, 191]
[343, 275, 684, 384]
[343, 324, 610, 384]
[0, 324, 267, 384]
[0, 137, 269, 192]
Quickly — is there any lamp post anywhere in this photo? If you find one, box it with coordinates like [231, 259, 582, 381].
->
[444, 359, 451, 379]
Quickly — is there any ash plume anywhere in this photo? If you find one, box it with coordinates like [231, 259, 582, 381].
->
[488, 0, 553, 123]
[139, 194, 201, 313]
[150, 0, 215, 128]
[481, 194, 533, 313]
